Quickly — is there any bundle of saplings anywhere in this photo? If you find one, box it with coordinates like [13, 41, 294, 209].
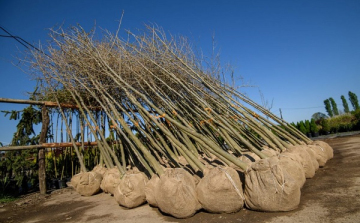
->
[27, 23, 333, 218]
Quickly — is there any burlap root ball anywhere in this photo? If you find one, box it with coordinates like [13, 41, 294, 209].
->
[304, 146, 320, 171]
[70, 173, 82, 189]
[92, 165, 107, 176]
[100, 167, 121, 195]
[277, 152, 306, 188]
[114, 172, 149, 208]
[144, 175, 160, 207]
[75, 171, 103, 196]
[196, 166, 244, 213]
[286, 145, 316, 178]
[240, 152, 261, 165]
[155, 168, 201, 218]
[310, 140, 334, 160]
[244, 157, 301, 212]
[261, 146, 280, 157]
[306, 144, 328, 167]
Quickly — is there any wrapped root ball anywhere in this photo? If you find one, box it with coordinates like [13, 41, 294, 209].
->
[155, 168, 201, 218]
[244, 157, 301, 212]
[196, 167, 244, 213]
[310, 141, 334, 159]
[76, 171, 103, 196]
[145, 175, 160, 207]
[240, 152, 261, 165]
[92, 165, 107, 176]
[261, 146, 280, 157]
[100, 167, 121, 195]
[277, 153, 306, 188]
[304, 146, 320, 171]
[307, 145, 328, 167]
[114, 172, 148, 208]
[70, 173, 82, 189]
[287, 145, 316, 178]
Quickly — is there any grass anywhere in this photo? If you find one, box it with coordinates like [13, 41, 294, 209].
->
[0, 195, 18, 204]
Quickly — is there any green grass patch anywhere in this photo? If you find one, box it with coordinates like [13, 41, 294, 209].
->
[0, 195, 18, 204]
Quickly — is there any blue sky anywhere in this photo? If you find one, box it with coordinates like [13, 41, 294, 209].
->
[1, 0, 359, 145]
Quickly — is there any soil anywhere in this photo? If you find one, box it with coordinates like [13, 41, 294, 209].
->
[1, 134, 359, 223]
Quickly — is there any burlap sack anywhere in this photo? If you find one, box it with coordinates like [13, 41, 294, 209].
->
[306, 144, 328, 167]
[277, 152, 306, 188]
[244, 157, 301, 212]
[178, 156, 188, 166]
[100, 167, 121, 195]
[287, 145, 316, 178]
[155, 168, 201, 218]
[92, 165, 107, 176]
[75, 171, 103, 196]
[310, 140, 334, 159]
[304, 146, 320, 171]
[114, 172, 148, 208]
[70, 173, 82, 189]
[240, 152, 261, 165]
[261, 146, 280, 157]
[196, 167, 244, 213]
[144, 175, 160, 207]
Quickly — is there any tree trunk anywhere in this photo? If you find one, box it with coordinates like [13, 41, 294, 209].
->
[38, 106, 49, 195]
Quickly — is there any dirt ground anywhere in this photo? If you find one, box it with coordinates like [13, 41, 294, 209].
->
[1, 134, 359, 223]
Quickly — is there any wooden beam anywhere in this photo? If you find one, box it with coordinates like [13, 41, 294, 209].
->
[0, 141, 108, 151]
[0, 97, 102, 110]
[42, 141, 99, 148]
[0, 145, 43, 151]
[0, 97, 46, 106]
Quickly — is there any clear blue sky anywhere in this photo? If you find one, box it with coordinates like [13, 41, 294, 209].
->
[1, 0, 359, 145]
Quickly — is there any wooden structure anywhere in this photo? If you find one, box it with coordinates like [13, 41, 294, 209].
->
[0, 97, 98, 194]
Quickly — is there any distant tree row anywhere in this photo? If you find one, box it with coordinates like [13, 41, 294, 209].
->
[293, 110, 360, 137]
[291, 119, 319, 137]
[324, 91, 359, 117]
[292, 92, 360, 137]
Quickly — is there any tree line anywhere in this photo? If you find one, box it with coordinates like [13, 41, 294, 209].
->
[291, 91, 360, 137]
[290, 119, 319, 137]
[324, 91, 359, 117]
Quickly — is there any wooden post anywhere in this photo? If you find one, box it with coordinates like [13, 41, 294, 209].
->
[0, 141, 109, 151]
[38, 106, 49, 194]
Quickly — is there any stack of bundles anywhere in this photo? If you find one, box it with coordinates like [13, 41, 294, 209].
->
[30, 24, 333, 218]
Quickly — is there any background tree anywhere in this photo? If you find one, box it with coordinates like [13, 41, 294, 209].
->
[311, 112, 327, 121]
[349, 91, 360, 111]
[1, 105, 43, 193]
[329, 97, 339, 116]
[341, 95, 350, 113]
[299, 121, 307, 134]
[310, 119, 318, 134]
[305, 120, 311, 134]
[324, 99, 333, 117]
[320, 119, 330, 134]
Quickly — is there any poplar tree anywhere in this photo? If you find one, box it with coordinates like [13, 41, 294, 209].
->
[324, 99, 333, 117]
[349, 91, 360, 111]
[341, 95, 350, 113]
[329, 97, 339, 116]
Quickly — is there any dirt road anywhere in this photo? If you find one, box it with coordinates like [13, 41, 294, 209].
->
[1, 134, 359, 223]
